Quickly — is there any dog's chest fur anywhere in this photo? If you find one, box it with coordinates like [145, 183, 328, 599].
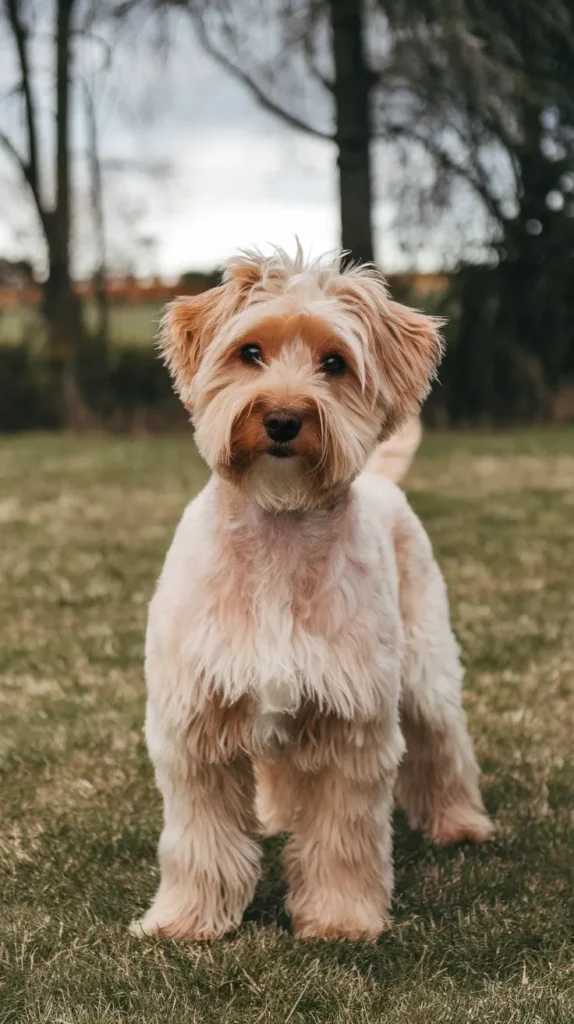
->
[147, 479, 403, 729]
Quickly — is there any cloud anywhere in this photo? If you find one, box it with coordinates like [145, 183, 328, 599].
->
[0, 19, 444, 277]
[157, 196, 339, 275]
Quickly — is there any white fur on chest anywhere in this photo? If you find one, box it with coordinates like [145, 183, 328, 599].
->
[146, 476, 405, 730]
[229, 578, 306, 735]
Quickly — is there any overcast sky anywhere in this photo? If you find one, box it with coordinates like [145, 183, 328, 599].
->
[0, 11, 467, 279]
[93, 23, 413, 278]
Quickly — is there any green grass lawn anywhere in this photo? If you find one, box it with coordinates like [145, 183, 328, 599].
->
[1, 428, 574, 1023]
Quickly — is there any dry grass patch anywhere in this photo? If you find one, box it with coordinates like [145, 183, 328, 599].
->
[1, 428, 573, 1023]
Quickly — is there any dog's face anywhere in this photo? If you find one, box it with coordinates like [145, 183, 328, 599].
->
[160, 249, 443, 511]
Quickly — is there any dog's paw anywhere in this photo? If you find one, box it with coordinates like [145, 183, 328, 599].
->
[129, 915, 162, 939]
[129, 907, 234, 942]
[291, 910, 388, 943]
[292, 919, 387, 942]
[430, 802, 495, 846]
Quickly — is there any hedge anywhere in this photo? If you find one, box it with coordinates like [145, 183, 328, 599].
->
[0, 343, 187, 433]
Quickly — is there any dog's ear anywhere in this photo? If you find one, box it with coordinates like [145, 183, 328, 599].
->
[330, 268, 444, 437]
[374, 298, 444, 436]
[159, 288, 226, 408]
[159, 255, 265, 410]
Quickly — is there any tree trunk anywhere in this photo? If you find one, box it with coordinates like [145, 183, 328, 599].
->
[84, 83, 110, 351]
[45, 0, 91, 427]
[42, 245, 90, 428]
[327, 0, 375, 263]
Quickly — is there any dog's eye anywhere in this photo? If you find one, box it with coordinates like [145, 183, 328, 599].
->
[239, 343, 263, 366]
[321, 353, 347, 376]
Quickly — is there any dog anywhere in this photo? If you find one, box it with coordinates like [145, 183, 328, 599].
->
[131, 246, 493, 943]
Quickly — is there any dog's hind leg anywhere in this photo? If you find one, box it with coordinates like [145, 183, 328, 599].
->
[255, 755, 299, 836]
[393, 507, 494, 845]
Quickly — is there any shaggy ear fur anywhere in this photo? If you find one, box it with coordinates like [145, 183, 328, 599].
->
[158, 255, 265, 410]
[329, 269, 444, 437]
[159, 288, 226, 409]
[378, 298, 445, 435]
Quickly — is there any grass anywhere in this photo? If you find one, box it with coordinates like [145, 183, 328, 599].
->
[0, 301, 161, 348]
[1, 427, 574, 1023]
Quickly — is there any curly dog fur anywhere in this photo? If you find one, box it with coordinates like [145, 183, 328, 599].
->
[131, 246, 493, 942]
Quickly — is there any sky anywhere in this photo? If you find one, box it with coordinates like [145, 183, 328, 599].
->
[88, 19, 409, 278]
[0, 9, 471, 280]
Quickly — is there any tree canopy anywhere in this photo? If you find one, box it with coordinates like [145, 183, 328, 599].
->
[186, 0, 574, 420]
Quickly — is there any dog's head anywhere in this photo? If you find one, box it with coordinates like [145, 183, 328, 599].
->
[160, 247, 443, 511]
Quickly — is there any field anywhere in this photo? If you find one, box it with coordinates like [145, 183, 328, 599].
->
[1, 429, 574, 1023]
[0, 301, 162, 348]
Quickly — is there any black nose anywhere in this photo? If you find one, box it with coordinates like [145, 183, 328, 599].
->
[264, 412, 302, 443]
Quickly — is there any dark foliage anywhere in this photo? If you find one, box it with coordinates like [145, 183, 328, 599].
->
[0, 343, 186, 433]
[0, 345, 61, 432]
[181, 0, 574, 423]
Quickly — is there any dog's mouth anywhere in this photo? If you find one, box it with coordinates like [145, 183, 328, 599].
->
[267, 445, 294, 459]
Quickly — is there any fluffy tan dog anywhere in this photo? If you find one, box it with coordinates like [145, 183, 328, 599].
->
[131, 247, 493, 943]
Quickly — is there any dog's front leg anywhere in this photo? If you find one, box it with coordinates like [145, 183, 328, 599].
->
[131, 697, 261, 941]
[283, 709, 404, 941]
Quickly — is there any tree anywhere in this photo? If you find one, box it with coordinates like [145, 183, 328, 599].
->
[185, 0, 574, 421]
[0, 0, 154, 423]
[0, 0, 89, 422]
[328, 0, 374, 262]
[84, 80, 110, 352]
[376, 0, 574, 419]
[189, 0, 376, 262]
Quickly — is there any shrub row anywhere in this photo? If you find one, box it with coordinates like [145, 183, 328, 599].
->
[0, 343, 187, 433]
[1, 322, 572, 432]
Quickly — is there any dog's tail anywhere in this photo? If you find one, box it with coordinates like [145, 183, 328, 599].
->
[363, 415, 422, 486]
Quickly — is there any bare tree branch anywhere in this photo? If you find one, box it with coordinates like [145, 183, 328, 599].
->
[0, 128, 30, 184]
[83, 80, 109, 347]
[192, 16, 333, 140]
[5, 0, 43, 216]
[384, 122, 506, 226]
[306, 60, 335, 94]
